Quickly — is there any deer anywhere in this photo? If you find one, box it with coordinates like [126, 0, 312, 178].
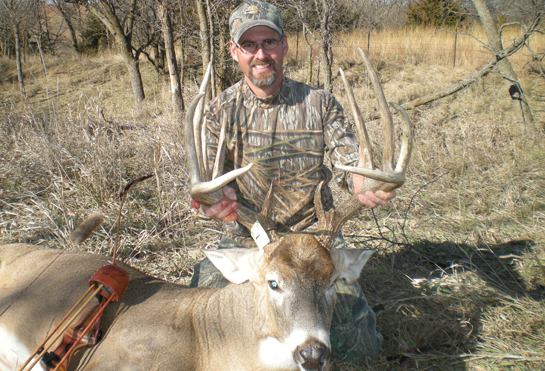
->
[0, 49, 412, 371]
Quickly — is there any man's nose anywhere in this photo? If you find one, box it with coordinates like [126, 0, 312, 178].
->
[254, 45, 267, 59]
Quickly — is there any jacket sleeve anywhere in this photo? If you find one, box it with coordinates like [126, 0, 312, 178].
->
[204, 98, 221, 172]
[203, 92, 237, 175]
[323, 94, 360, 168]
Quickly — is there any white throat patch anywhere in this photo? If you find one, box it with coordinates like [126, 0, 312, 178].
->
[258, 329, 331, 370]
[259, 336, 297, 369]
[0, 326, 43, 370]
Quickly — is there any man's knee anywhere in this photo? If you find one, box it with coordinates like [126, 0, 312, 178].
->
[188, 257, 229, 288]
[330, 279, 382, 363]
[188, 234, 240, 289]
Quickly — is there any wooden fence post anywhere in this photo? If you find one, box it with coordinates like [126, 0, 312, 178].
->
[453, 27, 458, 68]
[296, 31, 299, 60]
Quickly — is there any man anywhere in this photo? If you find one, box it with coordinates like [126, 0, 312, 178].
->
[189, 0, 395, 364]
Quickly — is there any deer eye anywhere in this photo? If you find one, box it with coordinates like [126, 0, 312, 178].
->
[268, 280, 279, 290]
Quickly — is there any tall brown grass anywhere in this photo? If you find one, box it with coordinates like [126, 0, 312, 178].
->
[288, 24, 544, 71]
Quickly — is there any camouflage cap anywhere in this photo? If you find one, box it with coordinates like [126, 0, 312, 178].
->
[229, 1, 284, 43]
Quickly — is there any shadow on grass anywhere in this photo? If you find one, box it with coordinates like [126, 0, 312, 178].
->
[345, 238, 544, 371]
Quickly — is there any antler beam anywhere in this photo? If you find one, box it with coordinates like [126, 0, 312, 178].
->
[315, 48, 413, 248]
[184, 62, 259, 232]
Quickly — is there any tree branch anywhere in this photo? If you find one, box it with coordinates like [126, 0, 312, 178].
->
[383, 13, 544, 114]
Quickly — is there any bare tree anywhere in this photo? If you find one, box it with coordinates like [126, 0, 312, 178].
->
[0, 14, 9, 56]
[208, 1, 239, 93]
[0, 0, 38, 102]
[191, 1, 239, 97]
[491, 0, 545, 24]
[316, 0, 335, 92]
[204, 0, 217, 97]
[472, 0, 540, 134]
[52, 0, 80, 53]
[158, 0, 184, 114]
[195, 0, 210, 84]
[69, 0, 160, 107]
[278, 0, 337, 92]
[339, 0, 407, 30]
[89, 0, 145, 105]
[304, 30, 313, 85]
[13, 22, 26, 101]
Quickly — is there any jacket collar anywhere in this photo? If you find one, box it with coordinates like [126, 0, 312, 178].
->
[240, 77, 291, 108]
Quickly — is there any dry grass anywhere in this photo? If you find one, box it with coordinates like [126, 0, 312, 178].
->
[1, 25, 544, 370]
[288, 24, 545, 73]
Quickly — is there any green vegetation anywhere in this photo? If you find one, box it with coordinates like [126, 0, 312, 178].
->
[407, 0, 465, 27]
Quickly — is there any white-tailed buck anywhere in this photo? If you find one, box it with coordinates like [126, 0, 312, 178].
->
[0, 49, 412, 371]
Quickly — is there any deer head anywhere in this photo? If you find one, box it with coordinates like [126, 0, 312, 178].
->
[202, 234, 374, 371]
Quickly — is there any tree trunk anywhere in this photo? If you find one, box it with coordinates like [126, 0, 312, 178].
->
[177, 0, 185, 89]
[317, 0, 333, 92]
[14, 25, 26, 102]
[204, 0, 216, 98]
[125, 57, 146, 105]
[472, 0, 536, 134]
[39, 5, 52, 53]
[88, 0, 146, 106]
[318, 39, 332, 91]
[195, 0, 210, 79]
[158, 1, 184, 114]
[60, 7, 79, 53]
[304, 31, 313, 86]
[151, 42, 166, 74]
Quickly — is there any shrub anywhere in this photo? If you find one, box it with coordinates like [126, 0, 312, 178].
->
[407, 0, 465, 27]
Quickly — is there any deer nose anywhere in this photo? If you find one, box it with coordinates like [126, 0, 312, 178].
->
[294, 340, 330, 370]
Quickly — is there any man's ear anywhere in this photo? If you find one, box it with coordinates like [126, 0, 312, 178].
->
[204, 248, 262, 284]
[229, 40, 239, 63]
[282, 35, 289, 56]
[331, 248, 374, 285]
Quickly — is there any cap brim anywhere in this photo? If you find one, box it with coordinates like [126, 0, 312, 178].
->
[233, 20, 284, 43]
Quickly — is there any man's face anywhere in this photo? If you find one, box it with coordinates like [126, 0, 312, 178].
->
[230, 26, 289, 96]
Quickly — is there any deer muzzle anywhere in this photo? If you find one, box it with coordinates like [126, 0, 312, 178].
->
[294, 338, 330, 371]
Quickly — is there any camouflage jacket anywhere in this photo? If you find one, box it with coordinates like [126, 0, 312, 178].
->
[204, 77, 360, 246]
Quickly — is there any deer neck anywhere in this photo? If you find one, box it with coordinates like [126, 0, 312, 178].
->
[191, 282, 280, 369]
[197, 282, 270, 336]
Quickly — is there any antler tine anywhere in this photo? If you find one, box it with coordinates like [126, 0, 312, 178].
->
[194, 61, 213, 180]
[390, 102, 413, 173]
[358, 47, 395, 172]
[186, 91, 206, 188]
[339, 67, 373, 170]
[314, 181, 343, 249]
[194, 61, 236, 186]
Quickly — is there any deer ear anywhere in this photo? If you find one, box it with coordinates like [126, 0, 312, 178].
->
[205, 248, 263, 284]
[331, 249, 374, 285]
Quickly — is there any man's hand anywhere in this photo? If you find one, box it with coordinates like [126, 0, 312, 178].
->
[355, 187, 396, 209]
[352, 150, 397, 209]
[190, 186, 239, 222]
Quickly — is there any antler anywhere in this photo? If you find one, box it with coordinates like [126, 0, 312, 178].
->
[185, 62, 263, 232]
[316, 48, 413, 248]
